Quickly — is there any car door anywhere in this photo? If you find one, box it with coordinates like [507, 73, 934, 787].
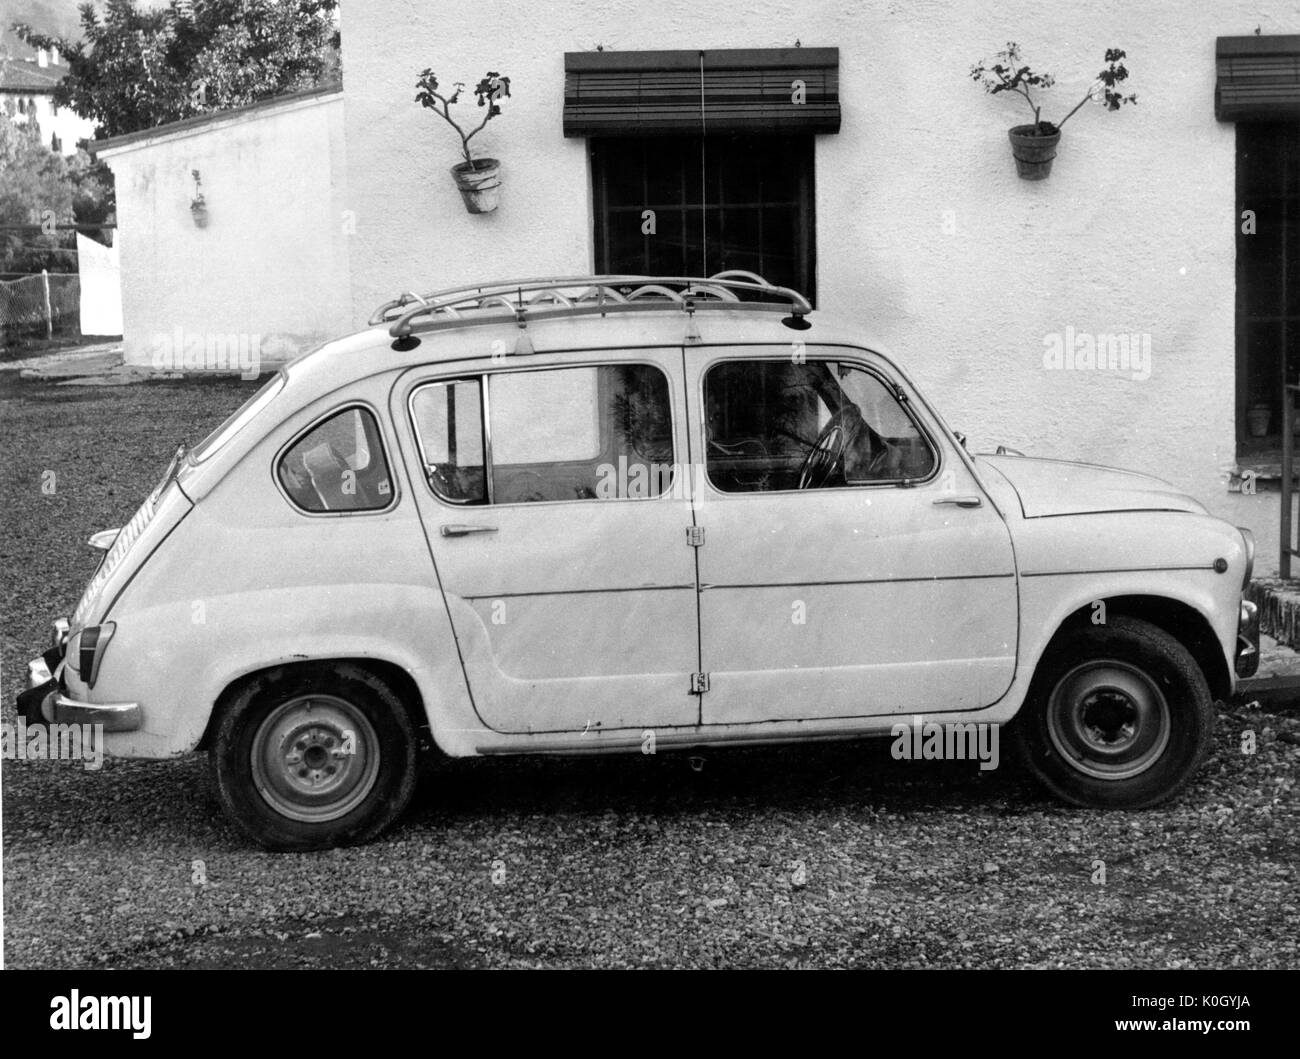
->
[686, 346, 1018, 724]
[393, 349, 700, 734]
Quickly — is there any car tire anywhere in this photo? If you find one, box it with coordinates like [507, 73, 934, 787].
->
[210, 663, 418, 851]
[1012, 616, 1214, 809]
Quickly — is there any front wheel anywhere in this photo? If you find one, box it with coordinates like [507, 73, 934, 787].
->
[1012, 616, 1214, 809]
[210, 664, 418, 850]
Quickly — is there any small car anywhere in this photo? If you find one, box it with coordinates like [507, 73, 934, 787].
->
[19, 272, 1259, 849]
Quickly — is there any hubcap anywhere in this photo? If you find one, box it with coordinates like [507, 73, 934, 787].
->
[1046, 661, 1170, 780]
[250, 694, 380, 822]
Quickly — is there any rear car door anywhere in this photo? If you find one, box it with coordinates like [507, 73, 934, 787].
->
[393, 350, 700, 734]
[686, 346, 1018, 724]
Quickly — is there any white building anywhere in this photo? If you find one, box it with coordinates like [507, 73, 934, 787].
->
[94, 0, 1300, 573]
[0, 45, 95, 154]
[95, 85, 350, 374]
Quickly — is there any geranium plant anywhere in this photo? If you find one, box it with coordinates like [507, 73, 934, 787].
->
[414, 69, 511, 213]
[970, 43, 1136, 179]
[414, 69, 511, 167]
[971, 43, 1136, 134]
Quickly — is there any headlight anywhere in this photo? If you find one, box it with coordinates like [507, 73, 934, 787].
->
[1237, 527, 1255, 590]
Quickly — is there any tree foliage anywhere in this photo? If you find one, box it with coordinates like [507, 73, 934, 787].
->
[0, 103, 116, 273]
[13, 0, 340, 139]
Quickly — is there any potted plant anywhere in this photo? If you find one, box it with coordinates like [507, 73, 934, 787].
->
[415, 68, 511, 214]
[190, 169, 209, 227]
[970, 43, 1137, 180]
[1247, 399, 1272, 438]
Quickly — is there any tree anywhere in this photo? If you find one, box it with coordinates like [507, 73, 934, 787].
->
[0, 104, 75, 273]
[13, 0, 340, 139]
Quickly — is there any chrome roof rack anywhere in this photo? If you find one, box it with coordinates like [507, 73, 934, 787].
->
[368, 271, 813, 340]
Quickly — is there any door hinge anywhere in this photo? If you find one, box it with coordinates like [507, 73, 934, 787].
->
[686, 525, 705, 547]
[690, 672, 710, 694]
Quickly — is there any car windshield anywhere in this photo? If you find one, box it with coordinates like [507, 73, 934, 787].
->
[190, 372, 286, 463]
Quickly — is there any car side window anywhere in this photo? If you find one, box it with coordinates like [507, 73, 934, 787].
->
[277, 407, 394, 513]
[410, 364, 675, 504]
[703, 359, 935, 492]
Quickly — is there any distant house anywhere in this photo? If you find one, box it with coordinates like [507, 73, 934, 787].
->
[0, 43, 95, 155]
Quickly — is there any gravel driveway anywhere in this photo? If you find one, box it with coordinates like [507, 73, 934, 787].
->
[3, 371, 1297, 969]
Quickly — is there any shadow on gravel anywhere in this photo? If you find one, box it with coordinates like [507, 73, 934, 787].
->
[408, 737, 1046, 826]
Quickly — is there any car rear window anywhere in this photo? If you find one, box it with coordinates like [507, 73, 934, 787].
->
[277, 406, 394, 513]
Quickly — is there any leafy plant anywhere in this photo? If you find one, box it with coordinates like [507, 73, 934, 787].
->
[13, 0, 341, 139]
[414, 69, 511, 168]
[970, 42, 1136, 136]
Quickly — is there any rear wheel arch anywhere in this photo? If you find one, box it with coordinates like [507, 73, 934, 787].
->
[200, 657, 433, 752]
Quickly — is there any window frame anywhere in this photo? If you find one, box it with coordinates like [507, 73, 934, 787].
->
[273, 401, 399, 517]
[407, 360, 681, 509]
[589, 134, 817, 304]
[696, 351, 941, 496]
[1235, 121, 1300, 458]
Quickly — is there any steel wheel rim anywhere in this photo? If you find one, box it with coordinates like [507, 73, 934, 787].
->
[250, 694, 381, 823]
[1046, 660, 1171, 781]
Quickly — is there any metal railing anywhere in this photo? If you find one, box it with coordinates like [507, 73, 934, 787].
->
[0, 271, 80, 347]
[368, 271, 813, 340]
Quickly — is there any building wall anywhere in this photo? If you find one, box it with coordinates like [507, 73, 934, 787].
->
[101, 90, 350, 375]
[341, 0, 1293, 569]
[2, 89, 95, 154]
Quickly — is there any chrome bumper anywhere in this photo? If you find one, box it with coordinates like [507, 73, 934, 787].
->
[23, 656, 142, 732]
[1236, 599, 1259, 679]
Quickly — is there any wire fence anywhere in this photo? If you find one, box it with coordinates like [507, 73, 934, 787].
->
[0, 272, 82, 348]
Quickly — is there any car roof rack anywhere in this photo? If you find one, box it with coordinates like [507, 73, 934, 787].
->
[369, 271, 813, 341]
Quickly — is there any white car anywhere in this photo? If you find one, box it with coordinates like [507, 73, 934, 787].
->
[19, 272, 1259, 849]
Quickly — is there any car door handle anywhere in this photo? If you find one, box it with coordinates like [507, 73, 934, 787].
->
[932, 495, 983, 508]
[439, 524, 499, 537]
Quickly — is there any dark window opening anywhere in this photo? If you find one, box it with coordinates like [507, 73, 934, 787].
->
[591, 134, 816, 303]
[1237, 122, 1300, 461]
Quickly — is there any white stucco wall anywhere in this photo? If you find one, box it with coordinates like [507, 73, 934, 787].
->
[342, 0, 1296, 569]
[99, 88, 350, 374]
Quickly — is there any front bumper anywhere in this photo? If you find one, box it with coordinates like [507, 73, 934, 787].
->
[1236, 599, 1260, 679]
[19, 655, 142, 733]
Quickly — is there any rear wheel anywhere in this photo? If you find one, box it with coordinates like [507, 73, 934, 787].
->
[210, 664, 418, 850]
[1013, 616, 1214, 808]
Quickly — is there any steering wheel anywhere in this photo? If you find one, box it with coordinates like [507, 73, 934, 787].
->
[797, 408, 864, 489]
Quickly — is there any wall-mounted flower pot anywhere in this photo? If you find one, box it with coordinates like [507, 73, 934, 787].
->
[1007, 124, 1061, 181]
[190, 201, 209, 228]
[451, 158, 501, 214]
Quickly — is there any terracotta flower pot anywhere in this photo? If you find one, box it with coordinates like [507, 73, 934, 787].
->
[1246, 404, 1271, 438]
[451, 158, 501, 214]
[190, 202, 209, 228]
[1007, 125, 1061, 181]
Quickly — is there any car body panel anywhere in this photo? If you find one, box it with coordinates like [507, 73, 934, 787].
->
[976, 453, 1207, 518]
[389, 349, 701, 735]
[31, 300, 1253, 765]
[684, 345, 1018, 723]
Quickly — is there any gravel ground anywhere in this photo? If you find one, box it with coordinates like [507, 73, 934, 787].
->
[2, 371, 1298, 969]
